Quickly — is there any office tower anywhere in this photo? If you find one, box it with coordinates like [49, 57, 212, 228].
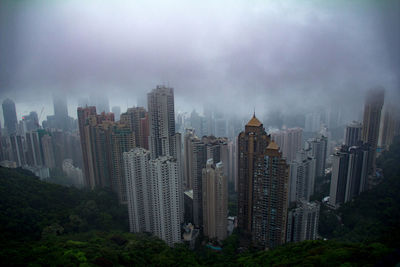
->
[329, 143, 369, 208]
[362, 87, 384, 175]
[203, 105, 215, 136]
[271, 128, 303, 162]
[286, 200, 320, 243]
[289, 150, 316, 203]
[41, 134, 56, 169]
[202, 159, 228, 241]
[380, 104, 400, 150]
[44, 93, 75, 131]
[25, 131, 43, 167]
[237, 114, 289, 249]
[305, 112, 321, 133]
[124, 148, 153, 233]
[306, 135, 328, 177]
[53, 93, 68, 118]
[112, 106, 121, 121]
[120, 107, 149, 149]
[2, 98, 18, 135]
[190, 110, 204, 137]
[22, 112, 39, 132]
[147, 85, 176, 159]
[345, 121, 362, 146]
[214, 112, 227, 138]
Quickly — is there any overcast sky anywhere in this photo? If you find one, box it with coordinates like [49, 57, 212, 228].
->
[0, 0, 399, 123]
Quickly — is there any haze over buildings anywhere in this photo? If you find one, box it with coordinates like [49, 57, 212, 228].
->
[0, 0, 400, 253]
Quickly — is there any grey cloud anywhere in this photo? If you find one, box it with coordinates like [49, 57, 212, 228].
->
[0, 0, 398, 121]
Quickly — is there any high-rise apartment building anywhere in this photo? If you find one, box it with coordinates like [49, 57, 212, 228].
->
[25, 131, 43, 167]
[148, 85, 176, 159]
[124, 148, 182, 246]
[77, 107, 115, 189]
[271, 128, 303, 162]
[202, 159, 228, 241]
[124, 148, 153, 233]
[120, 107, 149, 149]
[77, 106, 97, 185]
[306, 135, 327, 177]
[237, 114, 289, 249]
[286, 200, 320, 243]
[41, 134, 56, 169]
[362, 88, 384, 176]
[329, 143, 369, 208]
[379, 104, 400, 150]
[110, 123, 136, 204]
[345, 121, 362, 146]
[2, 98, 18, 135]
[185, 134, 206, 226]
[289, 150, 316, 203]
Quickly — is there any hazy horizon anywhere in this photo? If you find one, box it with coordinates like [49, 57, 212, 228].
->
[1, 0, 399, 125]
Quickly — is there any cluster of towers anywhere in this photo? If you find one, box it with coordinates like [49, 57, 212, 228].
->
[329, 87, 399, 208]
[2, 84, 398, 250]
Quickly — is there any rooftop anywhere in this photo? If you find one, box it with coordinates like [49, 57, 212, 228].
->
[246, 113, 262, 127]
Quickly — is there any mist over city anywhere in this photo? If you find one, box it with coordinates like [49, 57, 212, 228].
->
[1, 0, 399, 122]
[0, 0, 399, 266]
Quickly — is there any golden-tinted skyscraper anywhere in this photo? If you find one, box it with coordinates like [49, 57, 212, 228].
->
[237, 114, 289, 249]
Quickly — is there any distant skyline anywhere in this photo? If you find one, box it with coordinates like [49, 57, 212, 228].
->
[1, 0, 399, 124]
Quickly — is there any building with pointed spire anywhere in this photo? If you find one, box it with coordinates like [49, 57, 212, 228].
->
[237, 113, 289, 249]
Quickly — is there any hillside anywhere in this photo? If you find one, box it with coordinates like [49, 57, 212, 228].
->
[0, 138, 399, 266]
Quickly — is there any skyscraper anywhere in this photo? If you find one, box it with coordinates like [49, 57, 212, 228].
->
[345, 121, 362, 146]
[286, 200, 320, 243]
[185, 134, 206, 226]
[110, 123, 136, 204]
[150, 156, 182, 246]
[124, 148, 153, 233]
[53, 93, 68, 118]
[306, 135, 327, 177]
[329, 143, 369, 208]
[124, 148, 182, 246]
[2, 98, 18, 135]
[289, 150, 316, 203]
[77, 106, 98, 187]
[237, 114, 289, 249]
[147, 85, 176, 159]
[271, 128, 303, 162]
[120, 107, 149, 149]
[77, 107, 115, 188]
[362, 87, 384, 176]
[379, 104, 400, 150]
[202, 159, 228, 241]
